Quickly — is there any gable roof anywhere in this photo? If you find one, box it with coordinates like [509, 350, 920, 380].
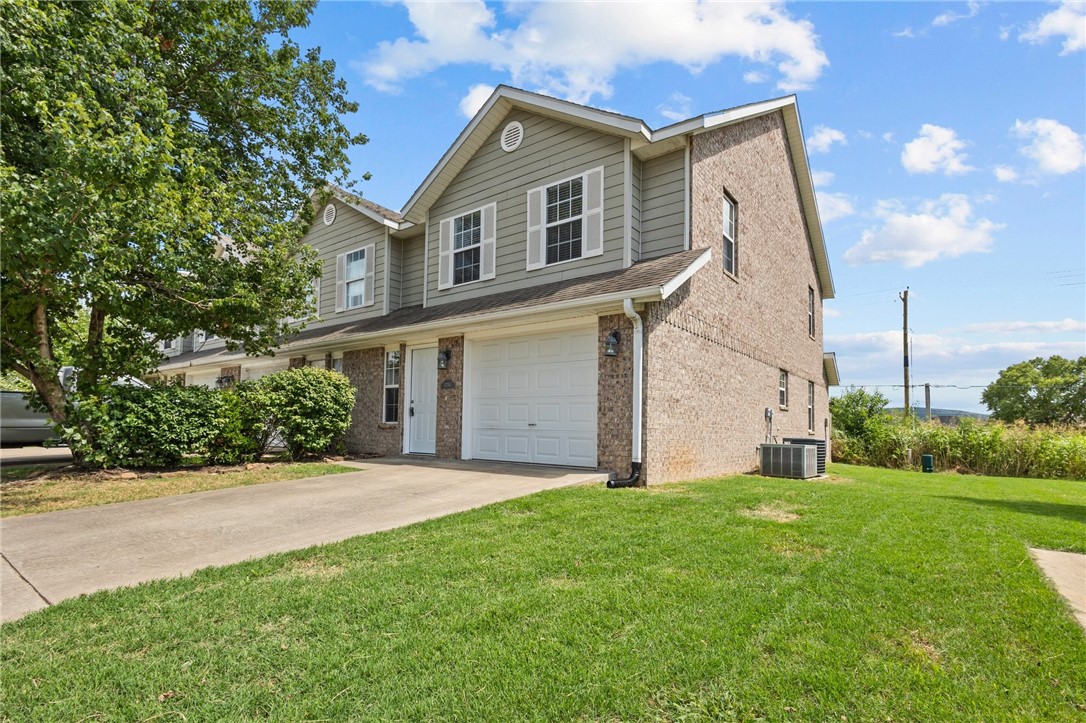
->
[312, 184, 406, 228]
[399, 86, 833, 298]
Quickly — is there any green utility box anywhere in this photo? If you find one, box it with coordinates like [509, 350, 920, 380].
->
[921, 454, 935, 473]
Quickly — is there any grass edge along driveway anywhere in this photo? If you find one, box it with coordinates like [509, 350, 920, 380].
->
[2, 464, 1084, 721]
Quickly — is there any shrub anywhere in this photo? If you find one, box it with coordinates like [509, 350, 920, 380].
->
[259, 367, 355, 461]
[205, 381, 275, 465]
[831, 414, 1086, 480]
[61, 383, 225, 468]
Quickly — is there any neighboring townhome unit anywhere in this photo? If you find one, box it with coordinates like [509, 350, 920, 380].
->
[157, 86, 840, 485]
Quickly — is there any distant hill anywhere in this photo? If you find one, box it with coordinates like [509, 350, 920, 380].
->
[886, 407, 990, 420]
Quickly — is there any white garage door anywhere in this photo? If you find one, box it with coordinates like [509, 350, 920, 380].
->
[187, 371, 219, 388]
[471, 327, 597, 467]
[242, 362, 288, 381]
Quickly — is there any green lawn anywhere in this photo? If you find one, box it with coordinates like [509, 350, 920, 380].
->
[2, 465, 1084, 721]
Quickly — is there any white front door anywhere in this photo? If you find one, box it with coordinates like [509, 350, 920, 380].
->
[408, 347, 438, 454]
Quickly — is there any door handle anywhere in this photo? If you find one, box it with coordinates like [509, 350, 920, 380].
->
[409, 406, 415, 417]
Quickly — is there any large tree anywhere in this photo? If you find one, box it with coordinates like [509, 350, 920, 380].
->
[981, 355, 1086, 425]
[1, 0, 366, 446]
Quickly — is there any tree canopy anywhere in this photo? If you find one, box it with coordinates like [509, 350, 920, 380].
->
[1, 0, 366, 435]
[981, 355, 1086, 425]
[829, 386, 889, 438]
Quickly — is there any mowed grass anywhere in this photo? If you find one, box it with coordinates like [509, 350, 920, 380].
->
[2, 464, 1084, 721]
[0, 461, 356, 517]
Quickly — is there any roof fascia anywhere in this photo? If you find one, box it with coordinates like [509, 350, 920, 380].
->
[660, 248, 711, 299]
[823, 352, 841, 386]
[315, 185, 409, 230]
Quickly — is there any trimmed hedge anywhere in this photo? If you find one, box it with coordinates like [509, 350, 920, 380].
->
[61, 368, 356, 468]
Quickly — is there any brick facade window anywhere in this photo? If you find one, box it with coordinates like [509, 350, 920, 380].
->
[808, 286, 815, 338]
[807, 381, 815, 433]
[779, 370, 789, 409]
[722, 191, 737, 276]
[383, 350, 400, 423]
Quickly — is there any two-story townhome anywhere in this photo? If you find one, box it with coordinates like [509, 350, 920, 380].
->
[156, 86, 840, 485]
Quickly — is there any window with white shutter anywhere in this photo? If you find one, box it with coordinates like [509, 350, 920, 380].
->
[439, 203, 496, 288]
[336, 244, 375, 310]
[526, 166, 604, 270]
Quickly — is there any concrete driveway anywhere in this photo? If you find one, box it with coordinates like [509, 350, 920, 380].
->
[1, 458, 603, 622]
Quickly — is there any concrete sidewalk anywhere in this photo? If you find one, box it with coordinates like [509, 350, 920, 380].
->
[1, 458, 603, 622]
[1029, 548, 1086, 633]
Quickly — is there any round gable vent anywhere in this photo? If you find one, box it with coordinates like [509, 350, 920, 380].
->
[322, 203, 337, 226]
[500, 121, 524, 152]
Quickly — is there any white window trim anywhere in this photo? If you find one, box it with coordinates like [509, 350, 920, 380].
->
[808, 286, 815, 339]
[382, 347, 401, 424]
[438, 203, 496, 290]
[722, 191, 737, 278]
[807, 381, 816, 433]
[526, 166, 604, 271]
[335, 244, 375, 312]
[779, 370, 789, 409]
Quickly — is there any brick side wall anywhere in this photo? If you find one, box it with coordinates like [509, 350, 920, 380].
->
[643, 111, 830, 484]
[342, 347, 403, 457]
[435, 335, 464, 459]
[596, 314, 635, 477]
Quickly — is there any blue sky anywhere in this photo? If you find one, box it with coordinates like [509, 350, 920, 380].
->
[294, 1, 1085, 413]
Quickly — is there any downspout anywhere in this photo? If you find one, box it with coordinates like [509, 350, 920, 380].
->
[607, 298, 643, 488]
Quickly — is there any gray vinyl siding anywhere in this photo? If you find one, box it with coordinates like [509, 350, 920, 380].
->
[302, 198, 388, 328]
[631, 156, 642, 262]
[640, 150, 687, 260]
[399, 233, 425, 308]
[425, 109, 626, 306]
[387, 237, 403, 312]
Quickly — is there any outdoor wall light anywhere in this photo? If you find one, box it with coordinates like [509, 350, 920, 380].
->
[603, 331, 620, 357]
[437, 348, 451, 370]
[215, 374, 235, 389]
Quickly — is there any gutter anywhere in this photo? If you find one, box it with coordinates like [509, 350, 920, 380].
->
[607, 298, 643, 488]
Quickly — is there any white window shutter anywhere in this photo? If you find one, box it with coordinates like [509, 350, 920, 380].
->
[526, 187, 544, 270]
[583, 166, 604, 258]
[334, 253, 345, 312]
[481, 203, 496, 280]
[438, 218, 454, 290]
[363, 244, 375, 307]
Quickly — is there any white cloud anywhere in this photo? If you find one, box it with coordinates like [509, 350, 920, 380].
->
[357, 0, 829, 103]
[843, 194, 1004, 268]
[807, 125, 846, 154]
[901, 124, 974, 174]
[823, 307, 841, 318]
[882, 132, 894, 143]
[961, 318, 1086, 334]
[743, 70, 768, 83]
[993, 165, 1019, 182]
[933, 1, 982, 27]
[459, 83, 495, 119]
[1013, 118, 1086, 175]
[893, 27, 918, 38]
[657, 92, 692, 122]
[1020, 0, 1086, 54]
[810, 170, 835, 187]
[817, 191, 855, 222]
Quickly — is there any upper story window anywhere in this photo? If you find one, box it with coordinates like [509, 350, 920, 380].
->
[438, 204, 495, 290]
[526, 166, 604, 271]
[808, 286, 815, 338]
[454, 210, 482, 285]
[722, 191, 737, 276]
[159, 338, 176, 352]
[779, 369, 789, 409]
[546, 177, 583, 264]
[335, 244, 375, 311]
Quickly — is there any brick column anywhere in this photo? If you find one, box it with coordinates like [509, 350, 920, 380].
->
[435, 335, 464, 459]
[597, 314, 635, 478]
[288, 356, 307, 369]
[219, 365, 241, 388]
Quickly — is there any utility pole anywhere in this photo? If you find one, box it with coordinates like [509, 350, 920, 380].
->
[925, 382, 931, 422]
[900, 287, 910, 416]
